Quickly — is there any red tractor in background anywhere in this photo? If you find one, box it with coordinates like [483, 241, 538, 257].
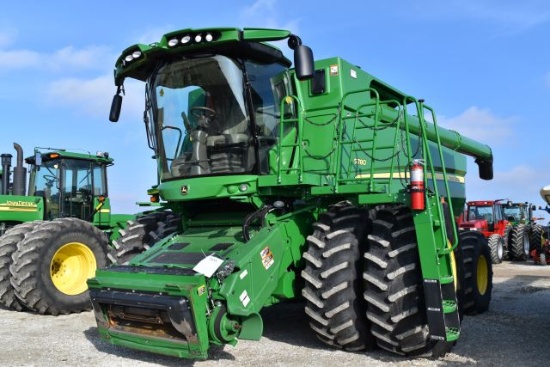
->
[458, 200, 510, 264]
[458, 200, 539, 264]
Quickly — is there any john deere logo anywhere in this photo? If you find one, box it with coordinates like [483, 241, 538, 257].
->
[181, 185, 188, 195]
[6, 200, 36, 207]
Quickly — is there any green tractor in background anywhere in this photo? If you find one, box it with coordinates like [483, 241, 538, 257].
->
[502, 201, 542, 259]
[88, 27, 495, 359]
[0, 143, 170, 315]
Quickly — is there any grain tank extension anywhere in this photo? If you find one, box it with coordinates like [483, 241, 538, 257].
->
[88, 27, 494, 359]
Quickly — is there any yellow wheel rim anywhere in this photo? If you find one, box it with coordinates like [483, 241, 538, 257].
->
[50, 242, 96, 295]
[476, 254, 489, 296]
[448, 240, 458, 291]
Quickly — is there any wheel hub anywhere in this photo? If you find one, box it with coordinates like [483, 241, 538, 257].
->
[50, 242, 97, 295]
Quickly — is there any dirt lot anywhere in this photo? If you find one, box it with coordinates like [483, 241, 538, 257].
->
[1, 261, 549, 367]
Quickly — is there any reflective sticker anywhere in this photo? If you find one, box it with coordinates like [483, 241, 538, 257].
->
[330, 65, 339, 76]
[197, 285, 206, 296]
[350, 69, 357, 79]
[240, 290, 250, 307]
[240, 269, 248, 279]
[260, 247, 274, 270]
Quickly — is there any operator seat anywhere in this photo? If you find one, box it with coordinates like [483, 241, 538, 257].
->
[206, 117, 254, 173]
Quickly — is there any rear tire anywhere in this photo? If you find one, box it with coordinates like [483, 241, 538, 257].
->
[363, 205, 446, 356]
[509, 224, 529, 261]
[0, 221, 43, 311]
[487, 234, 504, 264]
[301, 201, 375, 351]
[529, 224, 542, 252]
[459, 231, 493, 315]
[10, 218, 109, 315]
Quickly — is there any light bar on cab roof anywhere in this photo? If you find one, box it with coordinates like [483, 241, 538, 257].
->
[166, 30, 221, 48]
[121, 47, 144, 68]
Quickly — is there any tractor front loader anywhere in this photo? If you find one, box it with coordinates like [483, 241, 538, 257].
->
[88, 27, 495, 360]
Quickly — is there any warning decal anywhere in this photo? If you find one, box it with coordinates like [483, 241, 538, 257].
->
[260, 246, 274, 270]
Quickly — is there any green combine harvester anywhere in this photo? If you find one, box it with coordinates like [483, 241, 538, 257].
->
[88, 27, 495, 359]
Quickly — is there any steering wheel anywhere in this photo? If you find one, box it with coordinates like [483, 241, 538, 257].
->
[190, 106, 216, 119]
[43, 174, 57, 186]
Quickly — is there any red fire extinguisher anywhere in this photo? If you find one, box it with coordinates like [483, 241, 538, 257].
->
[410, 160, 425, 210]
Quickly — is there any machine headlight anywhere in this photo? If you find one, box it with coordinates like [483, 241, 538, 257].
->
[168, 38, 179, 47]
[124, 50, 143, 63]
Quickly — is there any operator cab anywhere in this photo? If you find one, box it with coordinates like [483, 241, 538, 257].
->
[27, 153, 109, 221]
[146, 54, 294, 181]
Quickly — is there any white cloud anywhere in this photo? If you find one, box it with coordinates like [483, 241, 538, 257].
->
[0, 28, 17, 48]
[46, 75, 112, 115]
[0, 49, 40, 68]
[0, 43, 113, 72]
[438, 106, 516, 144]
[48, 45, 112, 71]
[45, 76, 143, 119]
[240, 0, 300, 34]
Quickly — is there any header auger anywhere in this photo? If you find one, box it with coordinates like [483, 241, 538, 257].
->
[89, 27, 494, 360]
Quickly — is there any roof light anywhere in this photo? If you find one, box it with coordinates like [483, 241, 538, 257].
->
[205, 33, 213, 42]
[168, 38, 179, 47]
[195, 34, 202, 43]
[181, 35, 191, 44]
[123, 50, 143, 63]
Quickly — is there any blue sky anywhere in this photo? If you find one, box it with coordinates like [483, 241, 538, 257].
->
[1, 0, 549, 222]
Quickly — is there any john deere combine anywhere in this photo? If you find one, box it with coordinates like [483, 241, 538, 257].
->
[88, 27, 494, 359]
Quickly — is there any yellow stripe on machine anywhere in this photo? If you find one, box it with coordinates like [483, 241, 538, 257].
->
[355, 172, 465, 183]
[0, 206, 38, 212]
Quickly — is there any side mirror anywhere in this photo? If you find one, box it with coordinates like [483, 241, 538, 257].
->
[109, 94, 123, 122]
[34, 153, 42, 167]
[293, 44, 314, 81]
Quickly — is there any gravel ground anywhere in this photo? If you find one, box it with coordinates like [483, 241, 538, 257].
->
[1, 260, 549, 367]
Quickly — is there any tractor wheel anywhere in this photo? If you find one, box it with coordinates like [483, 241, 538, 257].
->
[502, 225, 512, 260]
[509, 224, 530, 261]
[112, 210, 180, 264]
[487, 234, 504, 264]
[363, 205, 452, 357]
[0, 221, 44, 311]
[301, 201, 375, 351]
[529, 224, 543, 253]
[9, 218, 109, 315]
[459, 231, 493, 315]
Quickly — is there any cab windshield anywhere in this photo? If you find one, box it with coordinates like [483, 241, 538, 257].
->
[146, 55, 290, 180]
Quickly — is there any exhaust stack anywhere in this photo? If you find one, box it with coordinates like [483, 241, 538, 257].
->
[12, 143, 27, 196]
[1, 153, 12, 195]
